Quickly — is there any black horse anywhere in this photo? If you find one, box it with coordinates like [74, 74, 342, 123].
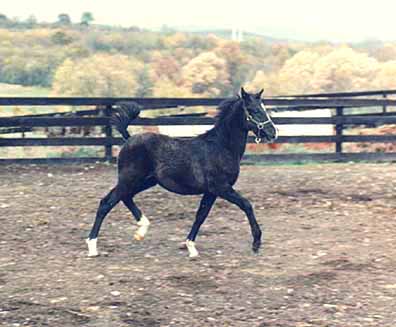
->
[86, 88, 278, 258]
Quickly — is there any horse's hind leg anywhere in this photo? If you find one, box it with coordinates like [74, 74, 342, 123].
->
[122, 197, 151, 241]
[122, 176, 157, 241]
[86, 186, 124, 256]
[185, 193, 217, 257]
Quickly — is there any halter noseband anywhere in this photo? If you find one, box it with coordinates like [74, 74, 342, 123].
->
[243, 103, 273, 144]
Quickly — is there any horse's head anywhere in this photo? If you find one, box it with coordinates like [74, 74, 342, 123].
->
[240, 87, 278, 143]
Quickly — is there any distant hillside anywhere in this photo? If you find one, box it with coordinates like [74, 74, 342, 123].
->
[0, 14, 395, 99]
[168, 25, 291, 44]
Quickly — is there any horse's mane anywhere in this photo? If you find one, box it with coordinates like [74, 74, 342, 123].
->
[214, 96, 241, 124]
[198, 96, 242, 140]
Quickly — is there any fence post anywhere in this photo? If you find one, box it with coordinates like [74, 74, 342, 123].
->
[104, 105, 113, 162]
[383, 93, 387, 114]
[335, 106, 344, 155]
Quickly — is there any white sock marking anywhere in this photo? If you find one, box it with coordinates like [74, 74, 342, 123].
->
[86, 238, 99, 257]
[186, 239, 199, 258]
[134, 215, 150, 240]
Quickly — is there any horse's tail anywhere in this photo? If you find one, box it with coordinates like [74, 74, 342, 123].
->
[110, 102, 141, 141]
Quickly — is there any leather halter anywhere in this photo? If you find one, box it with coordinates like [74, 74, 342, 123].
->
[243, 103, 274, 144]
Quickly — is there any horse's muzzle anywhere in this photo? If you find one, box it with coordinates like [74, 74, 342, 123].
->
[257, 125, 278, 143]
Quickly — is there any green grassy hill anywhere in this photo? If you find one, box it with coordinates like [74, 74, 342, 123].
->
[0, 83, 52, 117]
[0, 83, 50, 96]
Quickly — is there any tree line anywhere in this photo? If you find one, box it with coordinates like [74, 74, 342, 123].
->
[1, 12, 396, 97]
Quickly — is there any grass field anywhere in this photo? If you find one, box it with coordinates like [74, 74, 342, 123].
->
[0, 83, 52, 117]
[0, 83, 50, 97]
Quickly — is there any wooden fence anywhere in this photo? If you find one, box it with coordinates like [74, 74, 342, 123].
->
[1, 90, 396, 164]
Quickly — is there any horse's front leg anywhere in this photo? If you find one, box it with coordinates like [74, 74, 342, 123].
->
[214, 186, 262, 253]
[185, 193, 217, 257]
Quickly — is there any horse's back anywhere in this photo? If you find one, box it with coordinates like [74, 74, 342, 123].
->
[117, 133, 208, 194]
[119, 132, 192, 161]
[117, 132, 241, 195]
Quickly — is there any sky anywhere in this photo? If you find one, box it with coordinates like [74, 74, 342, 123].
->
[3, 0, 396, 42]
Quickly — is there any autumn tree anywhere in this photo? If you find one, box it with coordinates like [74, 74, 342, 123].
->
[162, 32, 188, 48]
[149, 51, 182, 83]
[247, 70, 281, 96]
[0, 50, 61, 86]
[51, 31, 74, 45]
[277, 50, 321, 94]
[312, 47, 379, 92]
[372, 43, 396, 62]
[215, 41, 249, 95]
[273, 46, 379, 94]
[181, 52, 230, 96]
[269, 44, 295, 71]
[373, 61, 396, 89]
[135, 65, 154, 97]
[171, 47, 196, 66]
[52, 54, 144, 96]
[152, 77, 192, 97]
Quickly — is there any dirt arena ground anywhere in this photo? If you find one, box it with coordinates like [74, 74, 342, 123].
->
[1, 163, 396, 327]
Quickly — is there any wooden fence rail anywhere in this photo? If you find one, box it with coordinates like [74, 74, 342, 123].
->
[3, 115, 396, 128]
[2, 134, 396, 147]
[1, 93, 396, 164]
[280, 89, 396, 98]
[1, 96, 396, 108]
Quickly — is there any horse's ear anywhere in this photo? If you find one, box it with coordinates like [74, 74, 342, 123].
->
[240, 87, 249, 100]
[256, 89, 264, 99]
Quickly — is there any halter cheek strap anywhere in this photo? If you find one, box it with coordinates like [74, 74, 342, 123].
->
[243, 105, 273, 144]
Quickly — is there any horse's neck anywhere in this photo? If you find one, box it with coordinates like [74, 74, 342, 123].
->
[216, 108, 248, 160]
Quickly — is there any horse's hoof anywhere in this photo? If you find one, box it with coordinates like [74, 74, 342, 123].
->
[135, 216, 150, 241]
[252, 241, 261, 253]
[186, 240, 199, 258]
[87, 252, 100, 257]
[86, 238, 99, 257]
[189, 251, 200, 258]
[134, 233, 144, 241]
